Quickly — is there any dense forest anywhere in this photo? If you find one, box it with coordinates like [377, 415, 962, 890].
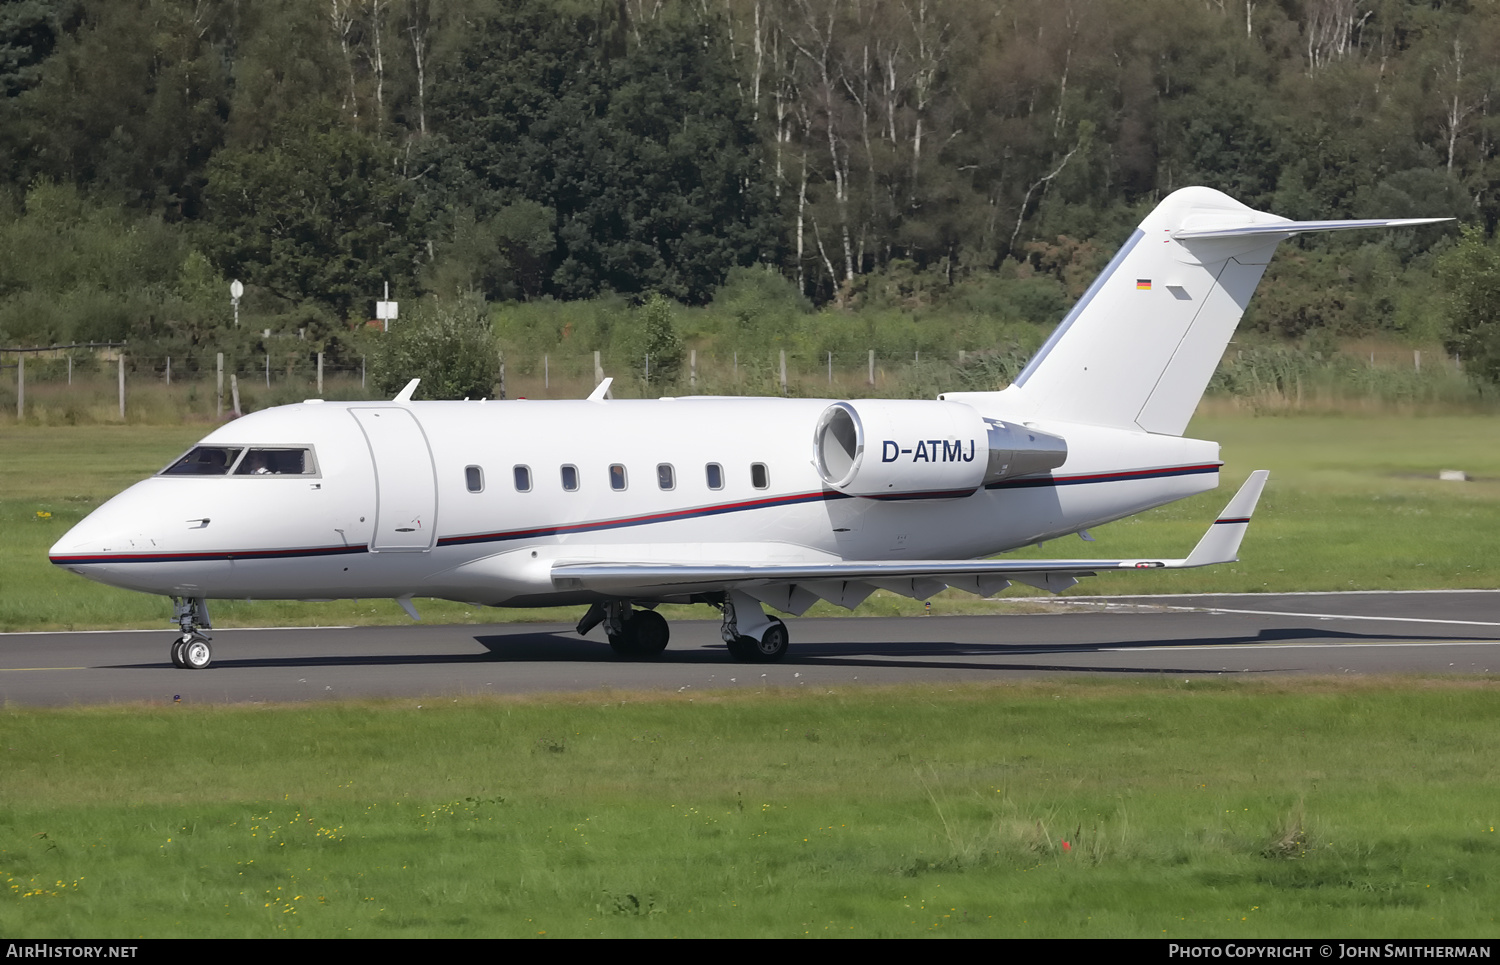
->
[1, 0, 1497, 382]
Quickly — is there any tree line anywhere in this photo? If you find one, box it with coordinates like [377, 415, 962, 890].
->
[3, 0, 1500, 383]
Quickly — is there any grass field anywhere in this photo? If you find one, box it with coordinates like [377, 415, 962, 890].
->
[3, 413, 1498, 631]
[4, 414, 1498, 938]
[2, 680, 1496, 938]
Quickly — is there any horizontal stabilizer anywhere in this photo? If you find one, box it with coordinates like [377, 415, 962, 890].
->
[1174, 217, 1450, 241]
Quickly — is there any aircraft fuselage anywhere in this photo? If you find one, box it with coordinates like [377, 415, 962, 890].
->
[49, 396, 1219, 607]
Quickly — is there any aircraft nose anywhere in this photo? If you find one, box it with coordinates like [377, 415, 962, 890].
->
[48, 498, 147, 564]
[50, 507, 115, 561]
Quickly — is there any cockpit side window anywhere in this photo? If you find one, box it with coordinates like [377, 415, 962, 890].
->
[233, 448, 314, 475]
[162, 447, 244, 476]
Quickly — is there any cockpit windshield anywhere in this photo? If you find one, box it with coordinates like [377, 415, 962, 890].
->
[160, 446, 317, 477]
[162, 447, 243, 476]
[234, 448, 310, 475]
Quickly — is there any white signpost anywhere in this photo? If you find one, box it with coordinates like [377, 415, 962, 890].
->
[376, 282, 398, 332]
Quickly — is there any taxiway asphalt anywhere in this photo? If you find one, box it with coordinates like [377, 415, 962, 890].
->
[3, 590, 1496, 706]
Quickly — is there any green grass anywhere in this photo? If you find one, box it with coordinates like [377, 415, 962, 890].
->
[5, 413, 1499, 631]
[1, 680, 1496, 937]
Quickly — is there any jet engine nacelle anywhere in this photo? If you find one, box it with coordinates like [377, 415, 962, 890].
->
[812, 400, 1067, 498]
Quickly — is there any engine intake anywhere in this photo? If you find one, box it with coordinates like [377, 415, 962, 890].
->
[813, 400, 1067, 498]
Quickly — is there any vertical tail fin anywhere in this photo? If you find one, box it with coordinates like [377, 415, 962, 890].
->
[997, 187, 1447, 435]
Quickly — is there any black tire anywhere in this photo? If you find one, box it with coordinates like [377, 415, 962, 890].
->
[629, 609, 670, 656]
[608, 609, 670, 659]
[751, 618, 789, 662]
[725, 634, 757, 661]
[183, 638, 212, 670]
[170, 640, 188, 669]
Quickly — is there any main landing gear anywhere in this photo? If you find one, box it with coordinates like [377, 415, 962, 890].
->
[577, 601, 671, 659]
[575, 591, 791, 663]
[169, 597, 213, 670]
[720, 590, 789, 663]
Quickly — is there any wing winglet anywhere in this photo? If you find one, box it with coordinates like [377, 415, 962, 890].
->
[1180, 470, 1269, 568]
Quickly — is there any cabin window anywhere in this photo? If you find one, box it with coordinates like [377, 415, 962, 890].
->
[161, 446, 244, 476]
[657, 464, 675, 491]
[751, 462, 769, 489]
[706, 463, 724, 490]
[513, 465, 532, 492]
[465, 466, 483, 492]
[561, 464, 579, 492]
[609, 464, 628, 491]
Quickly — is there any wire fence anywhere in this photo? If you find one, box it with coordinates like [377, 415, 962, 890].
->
[0, 340, 1484, 424]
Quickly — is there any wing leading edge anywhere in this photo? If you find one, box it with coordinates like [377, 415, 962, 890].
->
[549, 471, 1269, 610]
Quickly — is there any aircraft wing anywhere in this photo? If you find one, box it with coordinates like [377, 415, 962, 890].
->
[550, 471, 1269, 609]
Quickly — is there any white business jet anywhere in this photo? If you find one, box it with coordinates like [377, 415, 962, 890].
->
[49, 187, 1447, 669]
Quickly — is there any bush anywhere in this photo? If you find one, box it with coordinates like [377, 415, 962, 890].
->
[370, 295, 499, 399]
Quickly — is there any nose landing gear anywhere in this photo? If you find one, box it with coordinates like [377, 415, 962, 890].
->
[169, 597, 213, 669]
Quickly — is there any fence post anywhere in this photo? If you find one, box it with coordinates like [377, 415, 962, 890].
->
[16, 355, 22, 420]
[544, 353, 549, 390]
[868, 349, 874, 386]
[216, 353, 224, 420]
[594, 350, 603, 384]
[118, 354, 125, 420]
[165, 356, 171, 386]
[67, 355, 71, 385]
[230, 374, 241, 417]
[690, 349, 696, 390]
[1415, 350, 1421, 372]
[499, 350, 506, 399]
[317, 351, 324, 395]
[779, 349, 787, 396]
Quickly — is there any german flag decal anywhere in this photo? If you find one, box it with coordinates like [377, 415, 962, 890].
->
[1136, 279, 1152, 290]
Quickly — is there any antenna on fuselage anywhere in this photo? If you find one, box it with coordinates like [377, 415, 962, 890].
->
[392, 379, 420, 403]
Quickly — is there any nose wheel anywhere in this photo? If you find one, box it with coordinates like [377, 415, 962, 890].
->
[171, 633, 213, 669]
[169, 597, 214, 670]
